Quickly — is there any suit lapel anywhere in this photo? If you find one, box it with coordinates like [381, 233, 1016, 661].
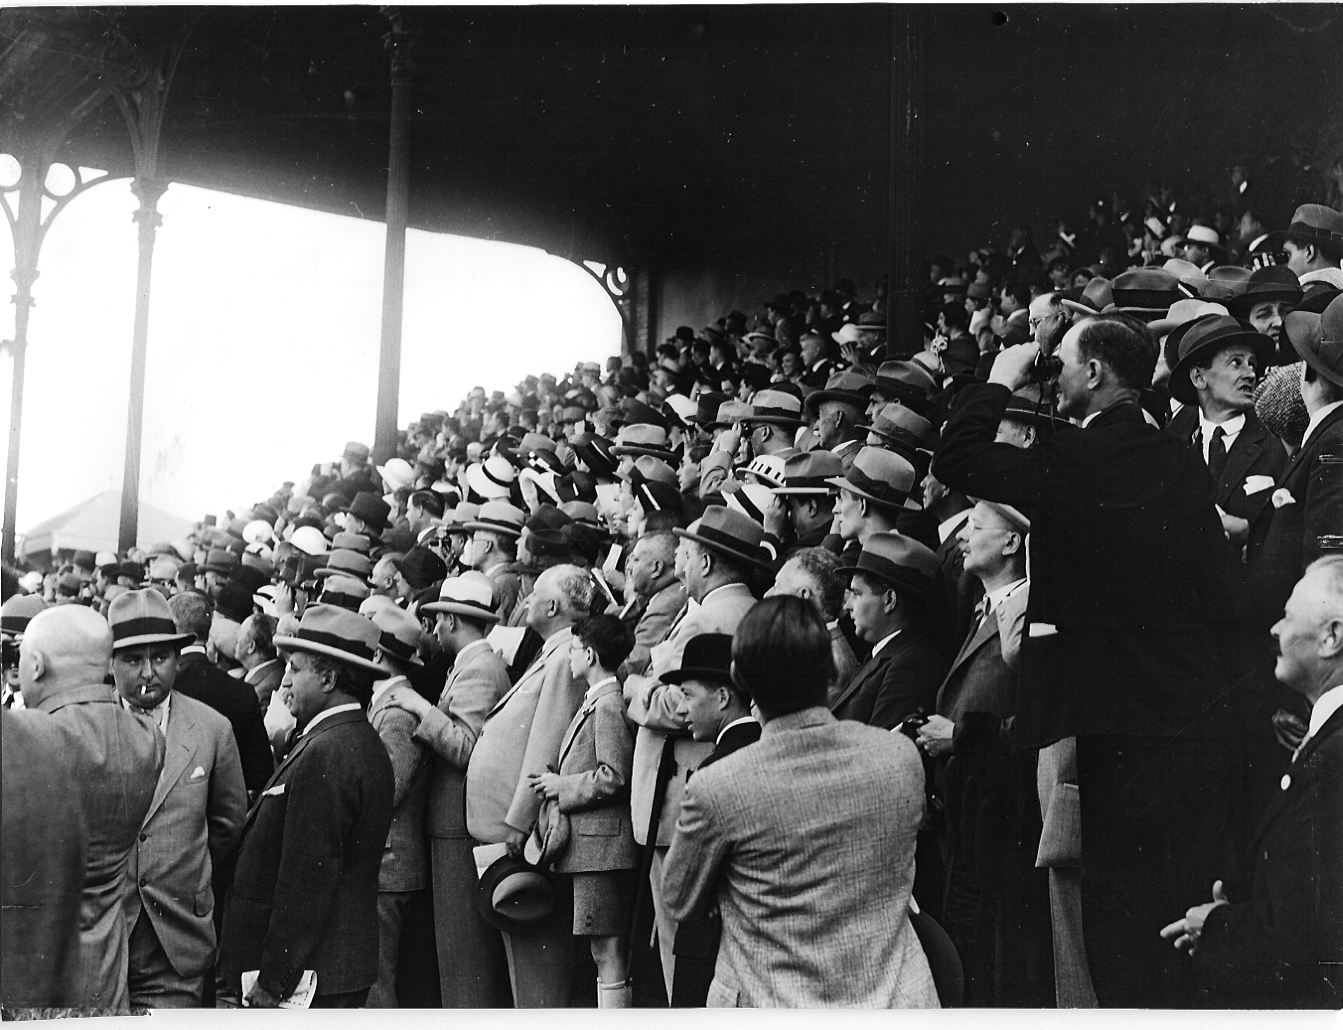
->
[1217, 418, 1264, 506]
[485, 634, 558, 717]
[1274, 405, 1343, 488]
[144, 699, 196, 822]
[830, 651, 885, 713]
[1244, 708, 1343, 855]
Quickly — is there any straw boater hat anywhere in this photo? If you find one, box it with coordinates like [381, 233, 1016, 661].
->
[107, 589, 194, 652]
[273, 603, 385, 675]
[837, 532, 941, 600]
[673, 506, 771, 572]
[421, 571, 502, 622]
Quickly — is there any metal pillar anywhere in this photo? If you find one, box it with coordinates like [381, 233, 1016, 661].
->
[373, 8, 414, 463]
[886, 6, 926, 360]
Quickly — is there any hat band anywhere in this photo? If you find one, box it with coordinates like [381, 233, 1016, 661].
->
[1286, 220, 1343, 243]
[749, 406, 803, 421]
[481, 464, 513, 489]
[112, 616, 182, 643]
[693, 523, 763, 562]
[295, 626, 374, 660]
[637, 482, 665, 512]
[783, 474, 835, 491]
[845, 466, 912, 507]
[438, 595, 496, 616]
[872, 423, 924, 450]
[730, 490, 765, 524]
[378, 630, 418, 662]
[853, 552, 933, 594]
[474, 517, 522, 534]
[874, 379, 929, 404]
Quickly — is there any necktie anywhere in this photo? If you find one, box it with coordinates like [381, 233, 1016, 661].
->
[1208, 426, 1228, 480]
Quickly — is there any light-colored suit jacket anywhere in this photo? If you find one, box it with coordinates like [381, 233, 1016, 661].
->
[465, 627, 585, 842]
[662, 707, 938, 1009]
[551, 680, 639, 874]
[626, 581, 756, 846]
[125, 691, 247, 978]
[369, 678, 430, 892]
[620, 581, 687, 678]
[414, 640, 511, 839]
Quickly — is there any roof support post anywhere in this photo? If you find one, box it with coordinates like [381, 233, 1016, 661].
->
[886, 6, 926, 360]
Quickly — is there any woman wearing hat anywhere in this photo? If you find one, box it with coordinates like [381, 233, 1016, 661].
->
[1224, 266, 1304, 366]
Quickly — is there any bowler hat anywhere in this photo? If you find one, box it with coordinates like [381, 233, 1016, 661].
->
[1284, 292, 1343, 389]
[107, 589, 194, 652]
[421, 571, 501, 623]
[475, 854, 554, 934]
[660, 633, 734, 686]
[346, 492, 391, 533]
[673, 506, 770, 572]
[1168, 315, 1276, 405]
[837, 531, 940, 600]
[274, 603, 385, 675]
[825, 447, 920, 511]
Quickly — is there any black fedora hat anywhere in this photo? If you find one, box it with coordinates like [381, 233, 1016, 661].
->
[1168, 315, 1276, 406]
[660, 633, 734, 686]
[571, 433, 617, 479]
[1224, 266, 1303, 319]
[475, 854, 555, 934]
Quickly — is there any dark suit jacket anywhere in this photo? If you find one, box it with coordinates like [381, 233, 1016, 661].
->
[1246, 404, 1343, 630]
[220, 708, 394, 999]
[830, 630, 946, 730]
[1164, 407, 1288, 525]
[175, 650, 275, 794]
[933, 384, 1242, 747]
[1194, 704, 1343, 1008]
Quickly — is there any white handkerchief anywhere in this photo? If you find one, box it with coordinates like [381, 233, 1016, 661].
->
[262, 783, 286, 797]
[1028, 623, 1059, 638]
[190, 766, 206, 780]
[1271, 488, 1296, 509]
[1243, 475, 1275, 496]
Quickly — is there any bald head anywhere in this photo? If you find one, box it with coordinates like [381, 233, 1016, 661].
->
[19, 605, 113, 707]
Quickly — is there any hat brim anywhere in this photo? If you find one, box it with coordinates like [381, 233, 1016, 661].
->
[1285, 311, 1343, 389]
[1169, 329, 1278, 405]
[460, 520, 523, 538]
[1226, 289, 1303, 316]
[419, 600, 503, 623]
[609, 445, 677, 463]
[273, 635, 386, 676]
[740, 415, 807, 429]
[804, 389, 870, 413]
[112, 630, 195, 652]
[1060, 299, 1107, 318]
[672, 527, 772, 572]
[824, 476, 921, 512]
[770, 485, 834, 496]
[313, 567, 370, 585]
[835, 562, 938, 600]
[475, 856, 554, 933]
[660, 664, 734, 686]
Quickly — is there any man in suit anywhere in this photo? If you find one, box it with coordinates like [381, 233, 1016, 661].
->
[661, 634, 761, 1007]
[828, 446, 939, 554]
[624, 507, 763, 997]
[618, 530, 686, 678]
[663, 597, 938, 1008]
[108, 590, 248, 1008]
[832, 533, 947, 730]
[766, 547, 858, 696]
[387, 573, 512, 1007]
[234, 613, 284, 713]
[218, 605, 394, 1008]
[932, 317, 1244, 1007]
[1162, 556, 1343, 1007]
[168, 591, 274, 794]
[464, 564, 592, 1006]
[363, 606, 433, 1008]
[18, 604, 163, 1012]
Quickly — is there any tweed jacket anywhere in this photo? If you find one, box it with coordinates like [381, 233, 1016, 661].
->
[627, 581, 757, 847]
[220, 708, 394, 1000]
[550, 679, 639, 874]
[1164, 406, 1288, 525]
[620, 580, 687, 678]
[34, 683, 163, 1011]
[414, 640, 511, 839]
[1246, 403, 1343, 629]
[124, 691, 248, 978]
[1195, 702, 1343, 1007]
[174, 650, 275, 794]
[663, 708, 938, 1008]
[369, 678, 430, 892]
[465, 627, 586, 842]
[830, 630, 947, 730]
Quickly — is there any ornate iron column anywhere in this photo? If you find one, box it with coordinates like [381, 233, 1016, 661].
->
[373, 7, 414, 463]
[886, 6, 926, 360]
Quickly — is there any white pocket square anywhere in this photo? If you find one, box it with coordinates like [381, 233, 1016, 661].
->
[1271, 488, 1296, 509]
[1028, 623, 1059, 638]
[1243, 475, 1275, 496]
[189, 766, 206, 780]
[262, 783, 286, 797]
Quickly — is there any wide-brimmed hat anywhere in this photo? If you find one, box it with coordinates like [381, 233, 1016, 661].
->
[1111, 268, 1191, 316]
[1284, 292, 1343, 389]
[370, 605, 424, 666]
[837, 531, 940, 600]
[673, 505, 771, 571]
[1168, 315, 1276, 405]
[274, 603, 385, 675]
[621, 454, 677, 488]
[1200, 265, 1253, 301]
[865, 403, 934, 452]
[615, 397, 670, 431]
[377, 458, 416, 492]
[1060, 277, 1114, 317]
[1225, 266, 1303, 319]
[825, 446, 920, 511]
[1, 594, 48, 638]
[660, 632, 734, 685]
[706, 400, 754, 431]
[107, 588, 195, 652]
[772, 450, 842, 495]
[465, 455, 517, 501]
[462, 500, 526, 538]
[740, 388, 806, 428]
[1148, 299, 1229, 339]
[1265, 203, 1343, 252]
[313, 549, 372, 585]
[610, 424, 676, 462]
[476, 854, 554, 933]
[420, 571, 501, 622]
[803, 370, 876, 412]
[346, 492, 392, 533]
[872, 360, 937, 411]
[392, 546, 448, 590]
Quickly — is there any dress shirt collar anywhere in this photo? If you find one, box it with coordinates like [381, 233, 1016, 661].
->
[584, 675, 619, 704]
[371, 674, 407, 708]
[303, 701, 362, 737]
[871, 628, 902, 657]
[1303, 400, 1343, 448]
[1197, 410, 1245, 461]
[120, 690, 170, 734]
[833, 438, 859, 455]
[938, 508, 972, 545]
[716, 716, 758, 747]
[1081, 410, 1103, 428]
[1307, 682, 1343, 742]
[984, 577, 1026, 613]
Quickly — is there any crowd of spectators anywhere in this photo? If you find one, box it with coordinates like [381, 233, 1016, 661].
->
[3, 183, 1342, 1013]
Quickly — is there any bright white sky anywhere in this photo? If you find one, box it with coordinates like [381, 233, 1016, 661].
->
[0, 176, 622, 536]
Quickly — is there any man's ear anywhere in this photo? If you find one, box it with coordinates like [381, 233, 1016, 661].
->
[882, 587, 900, 615]
[30, 649, 46, 681]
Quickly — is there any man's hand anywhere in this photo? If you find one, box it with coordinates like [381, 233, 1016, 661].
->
[715, 426, 741, 457]
[273, 580, 295, 617]
[502, 826, 528, 858]
[529, 771, 561, 800]
[383, 685, 432, 720]
[244, 982, 283, 1008]
[1271, 708, 1308, 753]
[1219, 511, 1249, 545]
[1160, 880, 1229, 954]
[762, 494, 790, 540]
[916, 714, 955, 758]
[988, 341, 1040, 391]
